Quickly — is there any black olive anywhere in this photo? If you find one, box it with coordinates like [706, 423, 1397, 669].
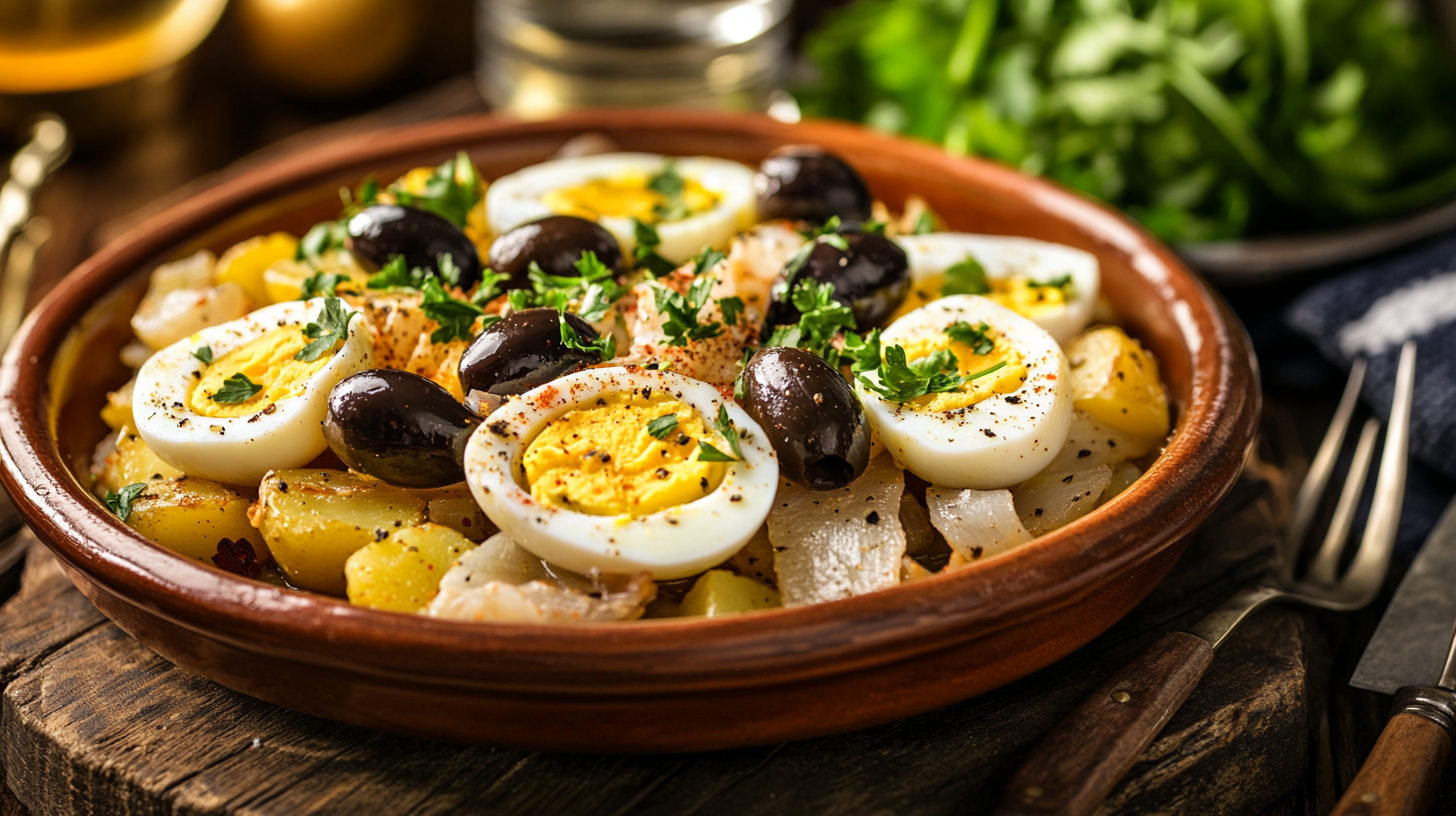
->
[458, 308, 601, 397]
[324, 370, 480, 488]
[738, 347, 870, 491]
[488, 215, 624, 290]
[764, 230, 910, 331]
[346, 205, 483, 289]
[756, 145, 874, 225]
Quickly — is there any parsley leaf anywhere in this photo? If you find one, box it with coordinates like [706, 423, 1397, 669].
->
[296, 220, 348, 264]
[472, 269, 512, 306]
[295, 297, 359, 361]
[104, 483, 147, 521]
[800, 215, 844, 240]
[1029, 274, 1073, 291]
[631, 219, 677, 277]
[719, 296, 744, 327]
[390, 151, 483, 227]
[300, 271, 350, 300]
[765, 279, 856, 366]
[213, 373, 264, 404]
[573, 251, 628, 322]
[422, 277, 485, 344]
[945, 321, 995, 355]
[366, 256, 427, 290]
[649, 162, 687, 221]
[436, 253, 463, 287]
[352, 177, 379, 210]
[690, 245, 726, 276]
[858, 346, 1007, 403]
[653, 276, 722, 347]
[558, 310, 615, 362]
[913, 211, 936, 234]
[943, 257, 990, 296]
[646, 414, 679, 440]
[698, 404, 744, 462]
[192, 346, 213, 366]
[840, 328, 882, 375]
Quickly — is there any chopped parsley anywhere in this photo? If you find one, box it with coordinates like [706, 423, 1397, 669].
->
[191, 345, 213, 366]
[296, 219, 348, 265]
[104, 483, 147, 521]
[389, 151, 483, 227]
[631, 219, 676, 277]
[299, 271, 351, 300]
[913, 211, 936, 234]
[472, 269, 512, 306]
[649, 162, 688, 221]
[422, 277, 485, 344]
[719, 296, 745, 327]
[765, 279, 856, 366]
[1029, 274, 1074, 291]
[514, 252, 626, 322]
[840, 327, 883, 375]
[698, 405, 743, 462]
[213, 373, 264, 404]
[646, 414, 679, 440]
[690, 245, 726, 276]
[295, 297, 358, 361]
[366, 256, 429, 290]
[942, 257, 990, 296]
[654, 274, 722, 347]
[945, 321, 995, 355]
[858, 345, 1007, 403]
[436, 253, 464, 287]
[558, 310, 615, 361]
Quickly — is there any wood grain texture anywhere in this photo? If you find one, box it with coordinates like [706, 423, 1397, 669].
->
[996, 632, 1215, 816]
[0, 458, 1315, 816]
[1330, 713, 1451, 816]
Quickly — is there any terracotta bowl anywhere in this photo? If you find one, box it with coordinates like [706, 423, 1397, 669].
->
[0, 111, 1258, 752]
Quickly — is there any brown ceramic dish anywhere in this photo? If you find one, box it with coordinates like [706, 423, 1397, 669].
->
[0, 111, 1258, 752]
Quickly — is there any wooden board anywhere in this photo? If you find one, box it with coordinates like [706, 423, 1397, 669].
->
[0, 447, 1316, 816]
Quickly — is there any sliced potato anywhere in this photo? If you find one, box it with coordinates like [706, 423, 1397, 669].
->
[345, 523, 477, 613]
[100, 378, 135, 432]
[127, 477, 258, 562]
[1066, 326, 1170, 441]
[250, 469, 426, 595]
[94, 431, 184, 495]
[216, 232, 298, 304]
[678, 570, 780, 617]
[426, 485, 496, 541]
[261, 250, 367, 304]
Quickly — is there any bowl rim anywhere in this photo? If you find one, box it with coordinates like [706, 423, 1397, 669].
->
[0, 110, 1259, 695]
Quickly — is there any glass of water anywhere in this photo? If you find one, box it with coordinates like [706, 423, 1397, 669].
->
[477, 0, 793, 118]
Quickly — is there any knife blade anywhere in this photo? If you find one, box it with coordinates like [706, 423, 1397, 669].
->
[1352, 495, 1456, 694]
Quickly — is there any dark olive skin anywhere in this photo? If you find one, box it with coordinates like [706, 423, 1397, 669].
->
[346, 204, 483, 289]
[755, 145, 874, 225]
[324, 370, 480, 488]
[739, 347, 870, 491]
[488, 215, 624, 289]
[458, 308, 601, 397]
[764, 230, 910, 331]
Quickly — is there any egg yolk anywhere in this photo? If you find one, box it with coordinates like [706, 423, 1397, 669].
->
[890, 274, 1072, 323]
[900, 326, 1028, 412]
[189, 326, 331, 418]
[522, 392, 728, 517]
[541, 172, 720, 224]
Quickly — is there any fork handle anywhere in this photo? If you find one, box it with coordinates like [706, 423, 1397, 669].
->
[992, 632, 1214, 816]
[1331, 686, 1456, 816]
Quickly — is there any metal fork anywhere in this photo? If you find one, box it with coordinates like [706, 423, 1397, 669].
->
[992, 341, 1416, 816]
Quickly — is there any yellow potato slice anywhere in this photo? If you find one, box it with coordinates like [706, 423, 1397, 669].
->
[216, 233, 298, 304]
[1065, 325, 1170, 442]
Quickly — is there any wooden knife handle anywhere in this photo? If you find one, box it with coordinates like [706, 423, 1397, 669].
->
[992, 631, 1214, 816]
[1331, 687, 1456, 816]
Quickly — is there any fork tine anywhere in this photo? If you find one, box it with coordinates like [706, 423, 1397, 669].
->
[1336, 340, 1415, 602]
[1305, 418, 1379, 586]
[1283, 358, 1367, 581]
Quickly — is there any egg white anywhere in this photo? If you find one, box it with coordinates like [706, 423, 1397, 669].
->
[896, 233, 1099, 344]
[855, 295, 1072, 489]
[463, 367, 779, 579]
[133, 298, 374, 486]
[486, 153, 758, 266]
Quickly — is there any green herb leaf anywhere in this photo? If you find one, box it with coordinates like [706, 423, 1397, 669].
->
[800, 215, 844, 240]
[653, 276, 722, 347]
[719, 296, 744, 327]
[945, 320, 995, 355]
[471, 270, 512, 306]
[631, 219, 677, 277]
[697, 442, 738, 462]
[390, 151, 482, 227]
[913, 212, 936, 234]
[858, 344, 1008, 403]
[840, 328, 882, 375]
[647, 413, 679, 440]
[733, 346, 754, 401]
[213, 373, 264, 404]
[713, 404, 744, 460]
[690, 245, 726, 276]
[764, 279, 857, 366]
[366, 256, 426, 290]
[296, 220, 348, 264]
[558, 310, 615, 362]
[192, 346, 213, 366]
[649, 162, 688, 221]
[437, 253, 463, 287]
[300, 271, 350, 300]
[1029, 274, 1073, 290]
[295, 297, 359, 361]
[421, 277, 484, 344]
[943, 257, 990, 296]
[104, 483, 147, 521]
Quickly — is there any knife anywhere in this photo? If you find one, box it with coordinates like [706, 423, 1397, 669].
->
[1335, 496, 1456, 815]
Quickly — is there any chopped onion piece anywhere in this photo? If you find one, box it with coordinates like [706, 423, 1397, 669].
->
[1043, 409, 1154, 473]
[1013, 465, 1113, 536]
[926, 486, 1032, 563]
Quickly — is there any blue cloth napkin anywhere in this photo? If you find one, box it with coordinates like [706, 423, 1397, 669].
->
[1287, 235, 1456, 556]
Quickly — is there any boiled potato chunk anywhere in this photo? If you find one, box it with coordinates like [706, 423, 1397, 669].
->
[127, 478, 258, 562]
[261, 250, 367, 304]
[94, 431, 183, 495]
[679, 570, 780, 617]
[345, 523, 477, 613]
[251, 469, 426, 595]
[100, 378, 136, 432]
[1066, 326, 1170, 441]
[426, 486, 496, 542]
[215, 232, 298, 304]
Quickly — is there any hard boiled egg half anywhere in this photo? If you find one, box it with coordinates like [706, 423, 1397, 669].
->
[133, 298, 374, 485]
[463, 367, 778, 579]
[893, 233, 1099, 344]
[855, 295, 1072, 489]
[486, 153, 757, 266]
